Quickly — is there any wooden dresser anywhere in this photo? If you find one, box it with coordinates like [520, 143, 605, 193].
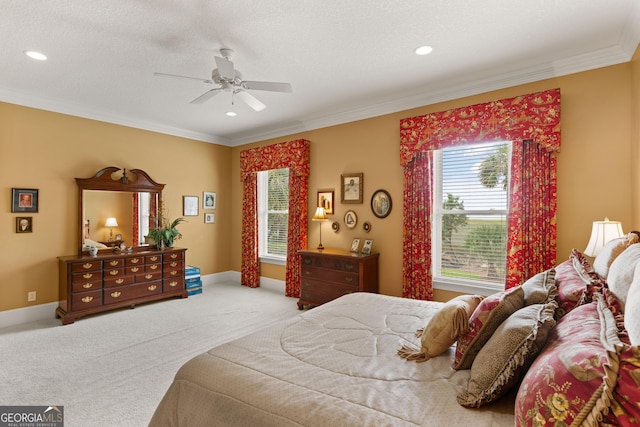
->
[56, 247, 187, 324]
[298, 248, 379, 309]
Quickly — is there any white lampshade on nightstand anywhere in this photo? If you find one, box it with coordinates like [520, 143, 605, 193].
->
[584, 217, 624, 257]
[105, 217, 118, 241]
[312, 207, 328, 250]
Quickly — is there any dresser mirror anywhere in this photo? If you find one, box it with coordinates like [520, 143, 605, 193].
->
[77, 167, 164, 254]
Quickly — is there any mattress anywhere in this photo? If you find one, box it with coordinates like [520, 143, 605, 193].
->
[149, 292, 515, 426]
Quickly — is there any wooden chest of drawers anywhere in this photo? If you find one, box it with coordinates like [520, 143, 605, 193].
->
[297, 248, 379, 309]
[57, 248, 187, 324]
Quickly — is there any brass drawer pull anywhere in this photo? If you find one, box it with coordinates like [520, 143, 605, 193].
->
[345, 276, 353, 283]
[149, 256, 159, 262]
[170, 262, 178, 267]
[149, 265, 158, 270]
[109, 270, 119, 276]
[169, 281, 178, 287]
[115, 279, 124, 284]
[81, 296, 93, 303]
[82, 263, 93, 269]
[110, 291, 121, 298]
[83, 273, 93, 279]
[170, 270, 178, 276]
[147, 285, 157, 291]
[131, 258, 140, 264]
[82, 283, 93, 289]
[131, 267, 139, 273]
[304, 270, 311, 276]
[145, 274, 153, 280]
[170, 254, 178, 259]
[109, 260, 118, 266]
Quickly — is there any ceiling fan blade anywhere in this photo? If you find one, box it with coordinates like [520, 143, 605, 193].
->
[154, 72, 213, 84]
[236, 90, 266, 111]
[189, 88, 222, 104]
[214, 56, 235, 80]
[242, 81, 292, 93]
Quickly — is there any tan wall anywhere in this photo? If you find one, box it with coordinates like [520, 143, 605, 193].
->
[632, 47, 640, 228]
[0, 104, 232, 312]
[231, 62, 635, 301]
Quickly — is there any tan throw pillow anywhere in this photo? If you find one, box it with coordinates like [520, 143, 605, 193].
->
[457, 301, 557, 408]
[521, 268, 557, 306]
[397, 294, 484, 362]
[593, 233, 639, 279]
[607, 242, 640, 312]
[454, 286, 525, 370]
[624, 263, 640, 346]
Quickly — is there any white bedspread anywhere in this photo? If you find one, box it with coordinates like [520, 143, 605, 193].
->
[149, 292, 515, 426]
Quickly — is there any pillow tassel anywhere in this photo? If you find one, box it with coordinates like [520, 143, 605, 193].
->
[397, 344, 430, 362]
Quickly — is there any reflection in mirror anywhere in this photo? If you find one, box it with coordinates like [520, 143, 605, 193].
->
[82, 191, 155, 248]
[76, 167, 164, 254]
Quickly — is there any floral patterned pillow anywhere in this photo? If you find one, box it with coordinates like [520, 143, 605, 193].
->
[454, 286, 524, 370]
[554, 252, 597, 319]
[515, 294, 640, 426]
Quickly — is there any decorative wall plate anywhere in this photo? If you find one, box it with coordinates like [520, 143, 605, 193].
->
[363, 221, 371, 233]
[344, 210, 357, 229]
[371, 189, 392, 218]
[331, 221, 340, 232]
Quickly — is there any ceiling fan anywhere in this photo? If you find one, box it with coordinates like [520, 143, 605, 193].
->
[154, 48, 292, 112]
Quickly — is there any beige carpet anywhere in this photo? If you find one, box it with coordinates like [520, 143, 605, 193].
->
[0, 280, 301, 427]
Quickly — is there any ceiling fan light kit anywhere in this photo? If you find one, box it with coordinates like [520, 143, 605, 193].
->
[155, 48, 292, 112]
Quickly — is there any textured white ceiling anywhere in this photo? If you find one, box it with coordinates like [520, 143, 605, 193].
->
[1, 1, 639, 146]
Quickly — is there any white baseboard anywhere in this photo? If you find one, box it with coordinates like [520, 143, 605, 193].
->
[0, 271, 286, 329]
[0, 301, 58, 329]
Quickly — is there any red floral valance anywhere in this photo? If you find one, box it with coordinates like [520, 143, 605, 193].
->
[240, 139, 310, 181]
[399, 89, 560, 166]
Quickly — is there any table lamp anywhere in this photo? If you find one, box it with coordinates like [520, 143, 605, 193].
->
[312, 207, 328, 250]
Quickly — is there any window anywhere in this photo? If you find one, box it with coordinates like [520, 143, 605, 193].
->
[432, 141, 510, 291]
[257, 168, 289, 263]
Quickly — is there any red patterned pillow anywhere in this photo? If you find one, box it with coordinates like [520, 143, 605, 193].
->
[515, 293, 640, 426]
[454, 286, 524, 370]
[515, 301, 607, 426]
[554, 251, 597, 319]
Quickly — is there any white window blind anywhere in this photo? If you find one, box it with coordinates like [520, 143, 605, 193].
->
[257, 168, 289, 260]
[433, 142, 510, 288]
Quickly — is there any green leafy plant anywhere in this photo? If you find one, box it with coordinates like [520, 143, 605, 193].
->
[147, 210, 185, 249]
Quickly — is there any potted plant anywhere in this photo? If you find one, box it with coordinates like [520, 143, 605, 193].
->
[147, 211, 185, 250]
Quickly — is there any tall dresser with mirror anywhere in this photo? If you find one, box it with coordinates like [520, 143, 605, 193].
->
[56, 167, 187, 325]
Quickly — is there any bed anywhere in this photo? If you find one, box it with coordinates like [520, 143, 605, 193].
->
[151, 236, 640, 427]
[149, 292, 515, 426]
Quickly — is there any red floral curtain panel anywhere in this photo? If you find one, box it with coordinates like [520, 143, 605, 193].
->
[132, 193, 139, 245]
[240, 139, 310, 297]
[400, 89, 561, 298]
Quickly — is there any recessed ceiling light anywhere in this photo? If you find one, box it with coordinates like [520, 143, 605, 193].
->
[23, 50, 47, 61]
[225, 111, 237, 117]
[414, 45, 433, 56]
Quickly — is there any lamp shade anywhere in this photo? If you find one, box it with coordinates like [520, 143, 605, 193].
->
[584, 217, 623, 257]
[312, 207, 328, 221]
[105, 217, 118, 227]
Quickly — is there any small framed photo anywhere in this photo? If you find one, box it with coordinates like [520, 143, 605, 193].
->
[371, 189, 392, 219]
[12, 188, 39, 213]
[344, 210, 357, 229]
[183, 195, 199, 216]
[350, 238, 360, 252]
[205, 213, 215, 224]
[16, 216, 33, 233]
[362, 239, 374, 255]
[115, 233, 123, 241]
[317, 189, 334, 215]
[341, 173, 363, 204]
[203, 192, 216, 210]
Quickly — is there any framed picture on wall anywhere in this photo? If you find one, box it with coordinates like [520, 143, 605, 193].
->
[341, 173, 363, 204]
[371, 189, 392, 218]
[317, 189, 334, 214]
[16, 216, 32, 233]
[205, 213, 215, 224]
[12, 188, 39, 213]
[203, 192, 216, 210]
[183, 195, 199, 216]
